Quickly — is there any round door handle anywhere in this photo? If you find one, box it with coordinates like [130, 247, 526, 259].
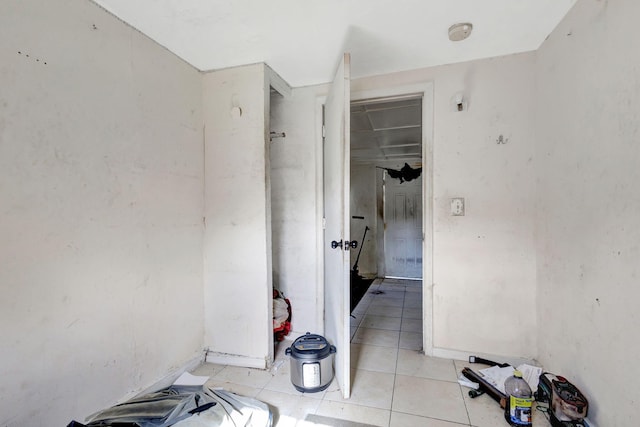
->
[331, 240, 343, 249]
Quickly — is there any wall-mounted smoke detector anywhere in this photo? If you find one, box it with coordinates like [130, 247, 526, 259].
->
[448, 23, 473, 42]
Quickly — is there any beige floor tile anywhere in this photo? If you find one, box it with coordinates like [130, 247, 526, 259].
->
[256, 389, 322, 427]
[392, 375, 469, 425]
[353, 299, 372, 315]
[401, 307, 423, 320]
[350, 343, 398, 374]
[462, 391, 505, 427]
[396, 350, 458, 382]
[324, 369, 395, 410]
[190, 362, 227, 378]
[369, 297, 405, 308]
[372, 290, 406, 300]
[358, 294, 376, 305]
[399, 331, 422, 350]
[351, 326, 358, 341]
[212, 365, 274, 389]
[403, 297, 422, 308]
[360, 314, 402, 331]
[378, 281, 410, 290]
[351, 313, 363, 328]
[352, 327, 400, 348]
[390, 411, 470, 427]
[400, 318, 422, 333]
[376, 284, 402, 291]
[365, 305, 403, 317]
[315, 400, 390, 427]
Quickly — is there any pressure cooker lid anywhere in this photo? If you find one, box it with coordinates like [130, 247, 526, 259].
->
[289, 333, 333, 359]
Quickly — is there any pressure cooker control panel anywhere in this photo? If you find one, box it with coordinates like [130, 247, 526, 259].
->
[294, 336, 327, 351]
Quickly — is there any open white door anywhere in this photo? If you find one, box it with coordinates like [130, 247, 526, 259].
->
[323, 53, 351, 399]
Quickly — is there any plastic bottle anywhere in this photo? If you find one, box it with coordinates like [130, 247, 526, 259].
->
[504, 370, 533, 426]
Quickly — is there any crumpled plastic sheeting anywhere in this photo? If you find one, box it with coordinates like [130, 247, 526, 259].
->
[68, 386, 272, 427]
[175, 388, 272, 427]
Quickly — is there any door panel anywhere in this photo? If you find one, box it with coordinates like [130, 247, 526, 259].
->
[384, 172, 423, 278]
[323, 53, 351, 399]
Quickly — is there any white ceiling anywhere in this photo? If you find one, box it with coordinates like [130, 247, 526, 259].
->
[351, 96, 422, 165]
[92, 0, 576, 87]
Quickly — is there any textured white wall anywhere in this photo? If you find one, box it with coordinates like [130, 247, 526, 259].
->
[427, 56, 537, 358]
[202, 64, 273, 366]
[0, 0, 204, 425]
[535, 1, 640, 425]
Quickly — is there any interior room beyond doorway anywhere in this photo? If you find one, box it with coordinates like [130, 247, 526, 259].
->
[349, 94, 424, 309]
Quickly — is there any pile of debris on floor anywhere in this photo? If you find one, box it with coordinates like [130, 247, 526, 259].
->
[459, 356, 589, 427]
[67, 373, 272, 427]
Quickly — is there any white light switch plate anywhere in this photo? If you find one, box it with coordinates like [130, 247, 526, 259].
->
[451, 198, 465, 216]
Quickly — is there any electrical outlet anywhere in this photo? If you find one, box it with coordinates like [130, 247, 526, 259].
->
[451, 198, 465, 216]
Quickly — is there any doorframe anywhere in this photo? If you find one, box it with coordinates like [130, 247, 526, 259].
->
[320, 81, 434, 356]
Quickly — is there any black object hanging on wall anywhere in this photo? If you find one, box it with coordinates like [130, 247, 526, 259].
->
[376, 163, 422, 183]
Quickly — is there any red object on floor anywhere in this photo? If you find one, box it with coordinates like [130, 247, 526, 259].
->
[273, 289, 291, 341]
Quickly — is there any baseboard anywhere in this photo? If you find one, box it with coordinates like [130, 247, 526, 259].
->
[205, 351, 267, 369]
[432, 347, 538, 367]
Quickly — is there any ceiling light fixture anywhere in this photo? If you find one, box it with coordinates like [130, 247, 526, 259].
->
[448, 22, 473, 42]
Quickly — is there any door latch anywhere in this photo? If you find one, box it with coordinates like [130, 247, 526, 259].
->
[331, 240, 357, 251]
[344, 240, 358, 251]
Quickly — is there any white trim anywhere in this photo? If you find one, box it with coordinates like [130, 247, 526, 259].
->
[265, 64, 292, 98]
[432, 347, 537, 367]
[315, 95, 327, 335]
[205, 352, 267, 369]
[422, 83, 435, 357]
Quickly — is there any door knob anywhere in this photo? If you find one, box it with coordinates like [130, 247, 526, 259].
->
[331, 240, 343, 249]
[345, 240, 358, 251]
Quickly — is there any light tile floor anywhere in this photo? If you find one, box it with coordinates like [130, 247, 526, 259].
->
[191, 278, 550, 427]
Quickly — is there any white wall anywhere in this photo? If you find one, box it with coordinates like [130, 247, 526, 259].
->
[535, 1, 640, 424]
[272, 52, 538, 358]
[0, 0, 205, 425]
[202, 64, 273, 367]
[5, 1, 631, 424]
[420, 55, 537, 358]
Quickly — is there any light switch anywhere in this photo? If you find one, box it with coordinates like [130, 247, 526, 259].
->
[451, 198, 465, 216]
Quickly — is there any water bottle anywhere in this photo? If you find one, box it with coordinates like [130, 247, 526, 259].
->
[504, 370, 533, 426]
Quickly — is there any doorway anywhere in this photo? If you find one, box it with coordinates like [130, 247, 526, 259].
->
[318, 76, 434, 399]
[350, 94, 423, 282]
[350, 93, 432, 382]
